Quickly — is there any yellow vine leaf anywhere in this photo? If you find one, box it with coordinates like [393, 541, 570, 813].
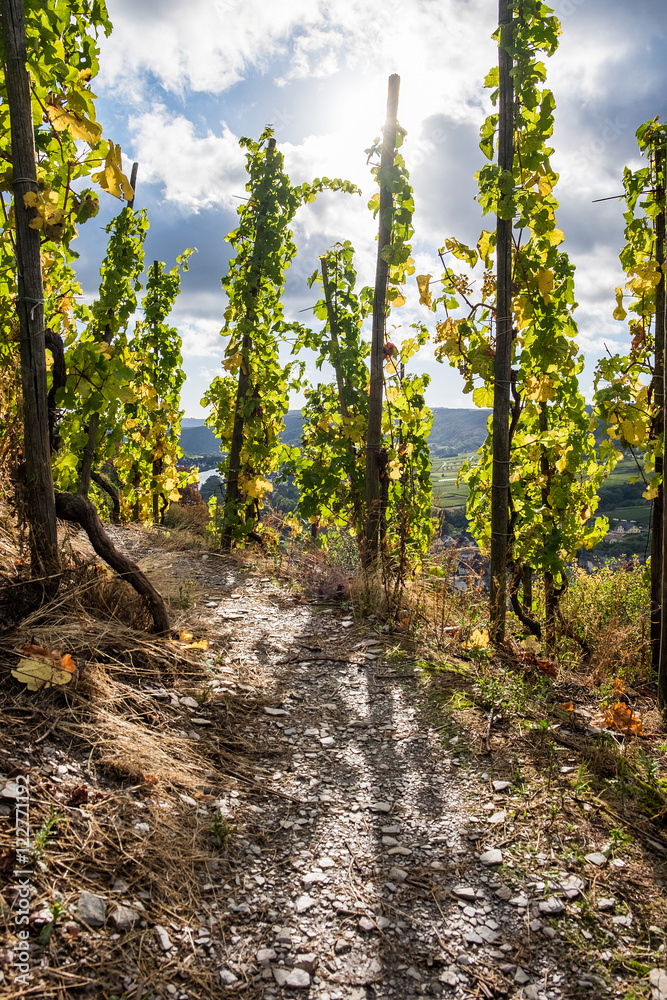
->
[525, 374, 554, 402]
[477, 230, 495, 267]
[544, 227, 565, 247]
[223, 351, 243, 371]
[186, 639, 209, 651]
[444, 237, 478, 268]
[472, 385, 494, 407]
[620, 418, 645, 447]
[416, 274, 432, 307]
[521, 635, 543, 655]
[23, 189, 65, 238]
[92, 142, 134, 201]
[627, 263, 662, 295]
[461, 627, 490, 651]
[12, 653, 76, 691]
[536, 269, 554, 304]
[613, 287, 627, 321]
[391, 292, 406, 308]
[387, 459, 402, 481]
[47, 100, 102, 144]
[512, 294, 534, 330]
[555, 446, 573, 473]
[242, 475, 273, 499]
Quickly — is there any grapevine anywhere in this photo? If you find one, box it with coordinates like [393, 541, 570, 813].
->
[203, 127, 359, 547]
[420, 1, 607, 647]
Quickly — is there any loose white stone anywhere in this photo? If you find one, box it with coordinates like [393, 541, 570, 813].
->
[597, 898, 616, 911]
[295, 894, 317, 913]
[539, 897, 565, 915]
[440, 968, 459, 986]
[179, 696, 199, 709]
[219, 969, 238, 985]
[488, 811, 506, 825]
[256, 948, 277, 964]
[110, 905, 139, 930]
[302, 872, 327, 886]
[77, 891, 106, 927]
[369, 801, 392, 813]
[480, 849, 503, 866]
[514, 967, 530, 985]
[264, 707, 287, 716]
[359, 917, 376, 932]
[294, 954, 317, 974]
[585, 852, 608, 866]
[154, 925, 172, 951]
[492, 780, 511, 792]
[650, 968, 667, 1000]
[389, 867, 408, 883]
[272, 968, 290, 986]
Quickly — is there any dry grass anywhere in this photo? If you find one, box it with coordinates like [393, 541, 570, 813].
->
[0, 514, 285, 999]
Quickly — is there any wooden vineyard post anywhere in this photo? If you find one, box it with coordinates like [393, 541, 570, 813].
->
[489, 0, 514, 644]
[652, 145, 665, 676]
[1, 0, 60, 583]
[657, 142, 667, 709]
[150, 260, 165, 524]
[363, 73, 400, 569]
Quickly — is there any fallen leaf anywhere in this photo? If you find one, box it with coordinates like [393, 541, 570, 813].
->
[22, 643, 59, 661]
[179, 630, 194, 644]
[186, 640, 209, 651]
[558, 701, 574, 712]
[12, 655, 75, 691]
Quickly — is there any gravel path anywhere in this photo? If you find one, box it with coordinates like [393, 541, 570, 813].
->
[200, 570, 576, 1000]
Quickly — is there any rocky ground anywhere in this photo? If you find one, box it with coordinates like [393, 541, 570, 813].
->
[1, 529, 666, 999]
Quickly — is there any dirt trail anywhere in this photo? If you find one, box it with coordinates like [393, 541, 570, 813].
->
[1, 531, 665, 1000]
[129, 542, 600, 1000]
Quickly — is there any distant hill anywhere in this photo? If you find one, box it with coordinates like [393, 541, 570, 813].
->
[429, 408, 490, 456]
[180, 424, 222, 456]
[180, 408, 491, 458]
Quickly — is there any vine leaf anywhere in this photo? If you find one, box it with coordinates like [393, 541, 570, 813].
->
[12, 645, 77, 691]
[613, 287, 627, 321]
[92, 142, 134, 201]
[47, 99, 102, 144]
[416, 274, 432, 307]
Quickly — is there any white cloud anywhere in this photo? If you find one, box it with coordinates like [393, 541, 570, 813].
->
[87, 0, 667, 416]
[127, 106, 246, 211]
[179, 317, 224, 357]
[99, 0, 319, 99]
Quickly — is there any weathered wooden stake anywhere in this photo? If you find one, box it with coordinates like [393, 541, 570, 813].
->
[489, 0, 514, 643]
[1, 0, 60, 583]
[363, 73, 400, 568]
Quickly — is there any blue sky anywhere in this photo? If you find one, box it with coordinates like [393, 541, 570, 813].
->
[73, 0, 667, 417]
